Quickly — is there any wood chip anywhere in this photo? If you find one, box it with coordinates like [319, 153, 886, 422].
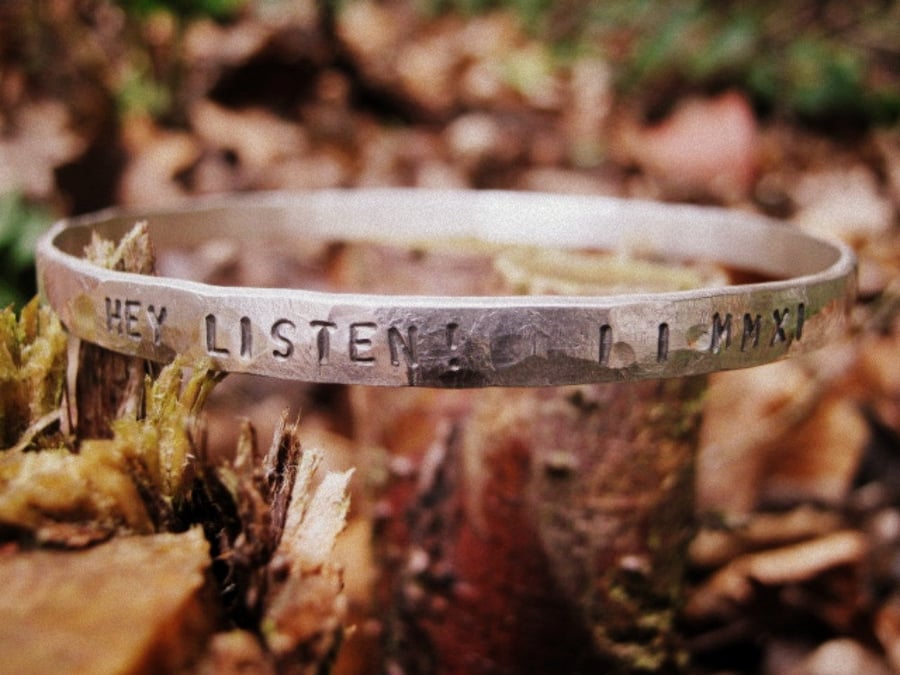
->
[0, 527, 214, 674]
[263, 449, 353, 667]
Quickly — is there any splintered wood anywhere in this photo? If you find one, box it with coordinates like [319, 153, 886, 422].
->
[0, 226, 352, 675]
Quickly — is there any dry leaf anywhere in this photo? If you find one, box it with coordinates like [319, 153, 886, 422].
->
[686, 530, 869, 619]
[0, 101, 85, 197]
[614, 91, 759, 202]
[792, 166, 893, 243]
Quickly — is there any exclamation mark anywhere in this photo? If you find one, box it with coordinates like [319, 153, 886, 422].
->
[657, 323, 669, 363]
[447, 322, 460, 371]
[599, 324, 612, 366]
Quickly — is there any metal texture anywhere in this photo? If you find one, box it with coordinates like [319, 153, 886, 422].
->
[36, 189, 857, 388]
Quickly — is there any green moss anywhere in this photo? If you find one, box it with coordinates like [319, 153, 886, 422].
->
[0, 298, 67, 449]
[106, 357, 222, 503]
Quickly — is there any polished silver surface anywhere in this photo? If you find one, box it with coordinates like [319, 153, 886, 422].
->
[36, 189, 856, 387]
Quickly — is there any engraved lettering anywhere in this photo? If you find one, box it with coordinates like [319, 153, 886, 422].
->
[147, 304, 167, 346]
[599, 324, 612, 365]
[657, 323, 669, 363]
[741, 313, 761, 351]
[205, 314, 229, 356]
[240, 317, 252, 358]
[105, 297, 160, 343]
[771, 308, 790, 345]
[270, 319, 295, 360]
[124, 300, 141, 340]
[310, 320, 337, 364]
[388, 325, 419, 368]
[349, 322, 376, 363]
[446, 322, 459, 350]
[447, 322, 461, 371]
[796, 303, 805, 341]
[105, 297, 123, 334]
[710, 312, 732, 353]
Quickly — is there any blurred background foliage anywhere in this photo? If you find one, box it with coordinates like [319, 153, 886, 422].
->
[7, 0, 897, 125]
[103, 0, 900, 125]
[117, 0, 248, 20]
[427, 0, 899, 124]
[0, 0, 897, 308]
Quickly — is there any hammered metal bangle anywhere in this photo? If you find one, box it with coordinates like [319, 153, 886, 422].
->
[36, 189, 856, 388]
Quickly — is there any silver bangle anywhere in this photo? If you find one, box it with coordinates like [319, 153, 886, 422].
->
[36, 189, 856, 388]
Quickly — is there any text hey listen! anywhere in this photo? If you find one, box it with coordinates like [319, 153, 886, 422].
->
[102, 296, 807, 370]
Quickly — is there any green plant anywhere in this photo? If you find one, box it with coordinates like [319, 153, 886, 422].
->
[0, 193, 53, 310]
[116, 0, 248, 21]
[583, 1, 898, 123]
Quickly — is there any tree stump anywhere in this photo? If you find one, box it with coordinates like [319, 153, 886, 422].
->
[0, 226, 353, 674]
[335, 241, 713, 673]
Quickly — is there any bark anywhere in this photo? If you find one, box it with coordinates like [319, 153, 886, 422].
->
[358, 379, 703, 673]
[76, 223, 157, 440]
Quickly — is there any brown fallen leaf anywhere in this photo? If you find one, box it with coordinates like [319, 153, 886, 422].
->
[685, 530, 869, 620]
[789, 638, 893, 675]
[614, 91, 759, 202]
[0, 100, 86, 198]
[792, 166, 894, 244]
[761, 395, 869, 507]
[875, 596, 900, 673]
[689, 505, 845, 569]
[697, 360, 819, 514]
[119, 116, 201, 206]
[189, 100, 309, 176]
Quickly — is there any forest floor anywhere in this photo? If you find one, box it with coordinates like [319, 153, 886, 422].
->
[1, 1, 899, 673]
